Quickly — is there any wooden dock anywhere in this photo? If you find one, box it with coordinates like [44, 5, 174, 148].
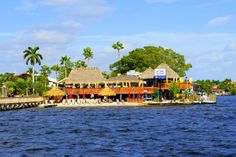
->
[0, 96, 45, 111]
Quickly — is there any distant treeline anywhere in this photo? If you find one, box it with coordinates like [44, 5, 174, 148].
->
[195, 79, 236, 95]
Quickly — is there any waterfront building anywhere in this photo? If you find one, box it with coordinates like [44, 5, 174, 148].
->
[63, 63, 192, 102]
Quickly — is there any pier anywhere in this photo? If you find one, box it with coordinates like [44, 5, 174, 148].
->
[0, 96, 45, 111]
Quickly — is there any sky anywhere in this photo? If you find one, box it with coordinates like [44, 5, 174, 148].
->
[0, 0, 236, 81]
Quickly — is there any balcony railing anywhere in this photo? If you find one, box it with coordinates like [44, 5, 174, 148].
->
[64, 83, 191, 95]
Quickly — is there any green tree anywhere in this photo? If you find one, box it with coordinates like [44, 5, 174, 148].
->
[40, 65, 51, 89]
[102, 71, 110, 79]
[15, 78, 27, 95]
[168, 83, 180, 102]
[83, 47, 93, 67]
[51, 64, 60, 79]
[4, 81, 16, 95]
[218, 78, 232, 92]
[60, 55, 71, 79]
[110, 46, 192, 77]
[0, 73, 17, 86]
[34, 75, 46, 96]
[195, 80, 213, 94]
[74, 60, 87, 68]
[23, 46, 43, 94]
[112, 41, 124, 61]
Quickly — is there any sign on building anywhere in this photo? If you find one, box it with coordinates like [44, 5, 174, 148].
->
[154, 68, 166, 79]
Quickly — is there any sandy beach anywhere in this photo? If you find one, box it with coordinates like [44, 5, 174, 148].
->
[38, 102, 148, 108]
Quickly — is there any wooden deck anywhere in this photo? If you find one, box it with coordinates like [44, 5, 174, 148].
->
[64, 83, 192, 95]
[0, 96, 45, 111]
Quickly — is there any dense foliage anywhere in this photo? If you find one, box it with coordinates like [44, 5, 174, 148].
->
[0, 73, 48, 96]
[195, 79, 236, 95]
[168, 83, 180, 101]
[109, 46, 192, 77]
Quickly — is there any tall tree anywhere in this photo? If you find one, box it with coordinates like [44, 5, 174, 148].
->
[23, 46, 43, 94]
[51, 64, 60, 79]
[110, 46, 192, 77]
[83, 47, 93, 67]
[40, 65, 51, 89]
[112, 41, 124, 61]
[74, 60, 87, 68]
[60, 55, 71, 79]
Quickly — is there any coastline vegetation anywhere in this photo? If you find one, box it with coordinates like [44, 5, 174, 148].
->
[0, 44, 235, 97]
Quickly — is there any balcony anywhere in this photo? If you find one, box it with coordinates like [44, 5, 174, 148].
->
[64, 82, 191, 95]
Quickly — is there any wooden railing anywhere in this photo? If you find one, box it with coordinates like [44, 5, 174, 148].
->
[0, 96, 45, 104]
[64, 83, 192, 95]
[157, 82, 192, 90]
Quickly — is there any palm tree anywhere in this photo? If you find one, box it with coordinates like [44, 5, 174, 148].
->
[112, 41, 124, 61]
[40, 65, 51, 89]
[60, 55, 71, 79]
[23, 46, 43, 94]
[83, 47, 93, 67]
[74, 60, 87, 68]
[51, 64, 60, 79]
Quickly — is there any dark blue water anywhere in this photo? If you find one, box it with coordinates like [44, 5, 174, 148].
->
[0, 96, 236, 157]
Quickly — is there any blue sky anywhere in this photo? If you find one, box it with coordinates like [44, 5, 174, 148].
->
[0, 0, 236, 81]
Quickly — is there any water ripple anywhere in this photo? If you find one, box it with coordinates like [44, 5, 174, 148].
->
[0, 96, 236, 156]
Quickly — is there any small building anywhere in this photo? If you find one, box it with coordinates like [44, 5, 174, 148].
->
[48, 77, 58, 88]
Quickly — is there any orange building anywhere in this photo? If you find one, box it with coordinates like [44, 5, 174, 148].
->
[62, 64, 192, 102]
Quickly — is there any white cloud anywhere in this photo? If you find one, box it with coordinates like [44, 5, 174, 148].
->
[145, 0, 175, 4]
[62, 20, 81, 29]
[32, 30, 73, 44]
[225, 42, 236, 52]
[18, 0, 114, 19]
[208, 15, 235, 26]
[16, 0, 38, 11]
[42, 0, 114, 18]
[68, 5, 113, 18]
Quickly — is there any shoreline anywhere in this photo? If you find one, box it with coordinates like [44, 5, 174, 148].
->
[39, 102, 146, 108]
[38, 100, 216, 109]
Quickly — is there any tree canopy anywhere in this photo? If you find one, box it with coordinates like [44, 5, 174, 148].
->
[112, 41, 124, 61]
[109, 46, 192, 77]
[83, 47, 93, 67]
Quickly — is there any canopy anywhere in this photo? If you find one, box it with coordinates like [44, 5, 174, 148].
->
[98, 88, 116, 96]
[44, 87, 66, 97]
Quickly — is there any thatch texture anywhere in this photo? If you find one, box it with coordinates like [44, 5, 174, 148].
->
[139, 67, 154, 79]
[139, 64, 180, 79]
[98, 88, 116, 96]
[65, 67, 106, 84]
[107, 75, 140, 83]
[156, 63, 180, 78]
[44, 87, 65, 97]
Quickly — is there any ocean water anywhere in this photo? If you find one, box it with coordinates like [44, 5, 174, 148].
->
[0, 96, 236, 157]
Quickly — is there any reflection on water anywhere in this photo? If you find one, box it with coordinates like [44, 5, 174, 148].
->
[0, 96, 236, 156]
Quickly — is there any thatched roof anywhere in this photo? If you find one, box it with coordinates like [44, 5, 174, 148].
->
[139, 64, 180, 79]
[98, 88, 116, 96]
[107, 75, 140, 83]
[139, 67, 154, 79]
[65, 67, 106, 84]
[44, 87, 65, 97]
[156, 63, 180, 78]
